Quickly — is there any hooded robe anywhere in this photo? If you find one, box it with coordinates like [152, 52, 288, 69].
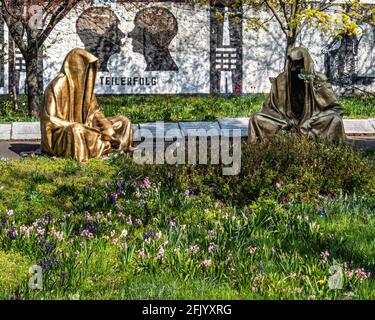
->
[41, 48, 134, 162]
[248, 47, 346, 144]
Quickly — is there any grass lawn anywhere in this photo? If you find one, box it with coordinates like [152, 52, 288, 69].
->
[0, 94, 374, 123]
[0, 135, 375, 299]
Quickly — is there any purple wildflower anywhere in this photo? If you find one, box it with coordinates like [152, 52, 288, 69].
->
[319, 208, 326, 218]
[110, 193, 118, 203]
[7, 229, 18, 239]
[168, 217, 177, 227]
[143, 230, 155, 240]
[104, 182, 112, 189]
[184, 189, 193, 198]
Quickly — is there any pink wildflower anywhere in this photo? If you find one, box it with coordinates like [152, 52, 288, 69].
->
[356, 268, 370, 280]
[80, 230, 94, 240]
[138, 248, 146, 259]
[156, 231, 162, 241]
[320, 251, 330, 264]
[201, 259, 212, 269]
[296, 288, 303, 294]
[84, 212, 93, 222]
[248, 247, 257, 254]
[127, 215, 133, 225]
[36, 227, 45, 237]
[96, 212, 103, 220]
[143, 177, 151, 189]
[189, 245, 200, 255]
[207, 230, 216, 239]
[208, 243, 218, 253]
[6, 209, 14, 218]
[157, 246, 165, 260]
[120, 229, 128, 238]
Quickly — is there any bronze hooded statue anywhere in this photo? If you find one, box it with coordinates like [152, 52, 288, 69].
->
[41, 48, 134, 162]
[248, 47, 346, 144]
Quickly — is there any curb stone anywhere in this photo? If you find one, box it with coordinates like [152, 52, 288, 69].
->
[0, 124, 11, 140]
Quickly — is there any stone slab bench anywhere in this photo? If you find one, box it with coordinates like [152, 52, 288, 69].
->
[218, 117, 249, 137]
[136, 122, 183, 142]
[1, 118, 375, 141]
[343, 119, 375, 136]
[12, 122, 41, 140]
[179, 121, 221, 138]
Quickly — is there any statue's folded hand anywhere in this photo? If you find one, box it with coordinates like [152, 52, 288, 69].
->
[100, 127, 116, 140]
[300, 116, 319, 134]
[283, 118, 298, 131]
[100, 132, 120, 150]
[301, 118, 312, 129]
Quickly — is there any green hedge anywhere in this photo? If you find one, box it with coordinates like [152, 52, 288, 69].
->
[0, 94, 374, 123]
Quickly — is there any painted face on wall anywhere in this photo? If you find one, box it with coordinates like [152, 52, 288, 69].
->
[77, 7, 125, 72]
[128, 7, 179, 71]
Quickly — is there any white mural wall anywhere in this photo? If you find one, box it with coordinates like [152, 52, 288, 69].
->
[0, 1, 374, 95]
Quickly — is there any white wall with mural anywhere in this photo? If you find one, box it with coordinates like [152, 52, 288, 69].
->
[0, 1, 374, 95]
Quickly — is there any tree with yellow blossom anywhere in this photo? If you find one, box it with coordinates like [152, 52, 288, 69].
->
[199, 0, 374, 57]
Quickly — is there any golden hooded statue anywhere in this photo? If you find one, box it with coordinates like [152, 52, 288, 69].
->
[41, 48, 134, 162]
[248, 47, 346, 144]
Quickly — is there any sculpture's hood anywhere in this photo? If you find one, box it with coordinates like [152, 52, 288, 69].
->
[60, 48, 99, 123]
[285, 47, 315, 74]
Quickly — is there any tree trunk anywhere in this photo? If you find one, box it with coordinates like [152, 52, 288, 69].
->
[25, 44, 40, 117]
[9, 39, 18, 110]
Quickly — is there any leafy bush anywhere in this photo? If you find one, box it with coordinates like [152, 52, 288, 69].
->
[341, 95, 375, 118]
[0, 250, 31, 298]
[0, 96, 31, 123]
[112, 134, 375, 207]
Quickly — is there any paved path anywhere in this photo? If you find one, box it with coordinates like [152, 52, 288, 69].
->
[1, 137, 374, 160]
[347, 137, 375, 151]
[0, 141, 41, 160]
